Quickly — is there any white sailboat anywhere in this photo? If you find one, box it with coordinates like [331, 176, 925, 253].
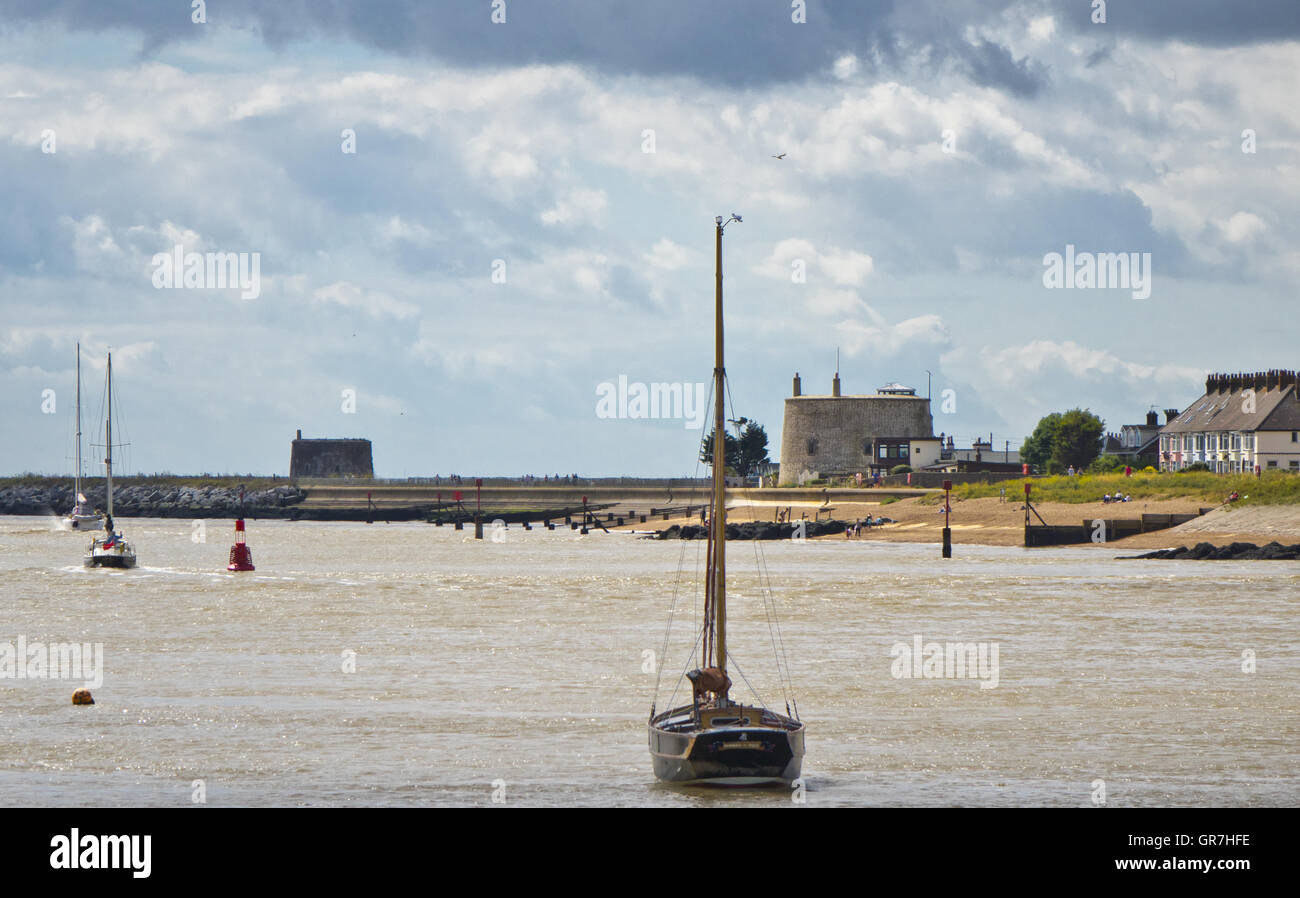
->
[64, 342, 102, 530]
[648, 215, 805, 785]
[84, 351, 136, 569]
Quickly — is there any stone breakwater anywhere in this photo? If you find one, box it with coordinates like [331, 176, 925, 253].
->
[652, 520, 852, 540]
[1128, 541, 1300, 560]
[0, 483, 306, 518]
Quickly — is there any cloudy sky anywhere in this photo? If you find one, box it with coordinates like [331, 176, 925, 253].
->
[2, 1, 1297, 477]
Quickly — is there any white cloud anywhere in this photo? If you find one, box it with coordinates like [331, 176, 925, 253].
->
[1027, 16, 1056, 42]
[970, 340, 1205, 390]
[644, 238, 693, 271]
[756, 238, 874, 287]
[311, 281, 419, 320]
[540, 188, 607, 226]
[1217, 211, 1266, 244]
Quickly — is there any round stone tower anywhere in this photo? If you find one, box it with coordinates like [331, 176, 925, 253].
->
[779, 375, 936, 483]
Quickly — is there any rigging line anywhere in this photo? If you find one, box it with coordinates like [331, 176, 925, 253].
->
[751, 536, 791, 710]
[764, 545, 798, 710]
[719, 372, 794, 708]
[655, 378, 714, 707]
[664, 626, 706, 713]
[751, 531, 796, 706]
[724, 650, 770, 712]
[652, 526, 692, 702]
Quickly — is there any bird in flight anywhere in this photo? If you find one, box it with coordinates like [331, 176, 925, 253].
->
[771, 153, 786, 159]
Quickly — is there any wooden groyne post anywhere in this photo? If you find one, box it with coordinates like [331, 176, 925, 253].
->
[941, 479, 952, 558]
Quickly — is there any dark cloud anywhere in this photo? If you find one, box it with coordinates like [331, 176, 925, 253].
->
[1084, 46, 1111, 68]
[959, 38, 1047, 97]
[1059, 0, 1300, 43]
[0, 0, 1053, 94]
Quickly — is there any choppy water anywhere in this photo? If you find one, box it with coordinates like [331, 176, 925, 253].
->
[1, 515, 1296, 807]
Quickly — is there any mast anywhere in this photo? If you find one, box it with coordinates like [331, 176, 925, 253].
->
[74, 343, 83, 498]
[711, 216, 735, 698]
[105, 351, 113, 518]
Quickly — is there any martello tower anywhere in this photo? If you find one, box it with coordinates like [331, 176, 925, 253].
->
[778, 372, 936, 484]
[289, 430, 374, 479]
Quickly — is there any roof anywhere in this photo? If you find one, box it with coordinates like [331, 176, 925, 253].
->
[787, 393, 927, 400]
[1162, 384, 1300, 433]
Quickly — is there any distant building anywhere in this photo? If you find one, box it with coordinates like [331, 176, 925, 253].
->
[289, 430, 374, 479]
[1160, 371, 1300, 473]
[1102, 409, 1175, 466]
[779, 372, 939, 483]
[927, 436, 1022, 473]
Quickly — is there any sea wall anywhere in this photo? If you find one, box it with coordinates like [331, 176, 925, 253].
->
[0, 483, 306, 518]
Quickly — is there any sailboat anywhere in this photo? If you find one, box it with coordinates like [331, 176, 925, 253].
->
[64, 343, 102, 530]
[648, 215, 805, 785]
[84, 351, 137, 569]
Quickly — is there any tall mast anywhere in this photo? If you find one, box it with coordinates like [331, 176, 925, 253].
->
[105, 351, 113, 518]
[74, 343, 82, 497]
[711, 216, 733, 697]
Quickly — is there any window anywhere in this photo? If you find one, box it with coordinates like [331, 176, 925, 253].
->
[1268, 460, 1278, 468]
[1291, 461, 1300, 469]
[1292, 431, 1298, 443]
[806, 438, 818, 456]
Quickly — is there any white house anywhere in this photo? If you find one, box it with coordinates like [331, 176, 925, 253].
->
[1159, 371, 1300, 473]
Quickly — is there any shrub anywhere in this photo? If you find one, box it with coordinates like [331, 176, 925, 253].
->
[1087, 454, 1123, 474]
[1181, 462, 1211, 473]
[889, 465, 912, 475]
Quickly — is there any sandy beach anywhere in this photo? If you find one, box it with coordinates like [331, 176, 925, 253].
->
[613, 494, 1300, 550]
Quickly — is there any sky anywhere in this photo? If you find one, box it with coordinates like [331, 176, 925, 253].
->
[2, 0, 1298, 477]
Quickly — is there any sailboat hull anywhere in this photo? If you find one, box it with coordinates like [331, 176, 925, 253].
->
[84, 537, 137, 569]
[84, 552, 136, 569]
[83, 556, 137, 569]
[649, 707, 805, 785]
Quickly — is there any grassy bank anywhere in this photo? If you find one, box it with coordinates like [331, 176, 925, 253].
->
[944, 471, 1300, 505]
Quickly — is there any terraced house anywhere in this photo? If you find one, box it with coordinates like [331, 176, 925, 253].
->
[1159, 371, 1300, 473]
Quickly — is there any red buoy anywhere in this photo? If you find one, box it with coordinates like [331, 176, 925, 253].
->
[227, 518, 255, 571]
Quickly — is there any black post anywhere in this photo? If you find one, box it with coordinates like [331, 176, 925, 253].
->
[941, 479, 952, 558]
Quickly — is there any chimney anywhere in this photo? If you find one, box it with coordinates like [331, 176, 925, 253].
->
[1146, 410, 1159, 426]
[296, 429, 302, 440]
[792, 372, 801, 397]
[1164, 408, 1180, 425]
[832, 372, 841, 397]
